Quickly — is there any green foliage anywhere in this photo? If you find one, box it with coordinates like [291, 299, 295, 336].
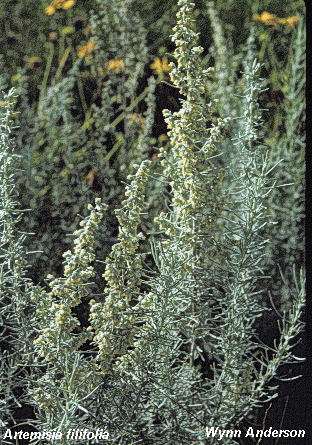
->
[29, 199, 106, 436]
[0, 90, 34, 427]
[2, 0, 157, 283]
[264, 16, 305, 303]
[90, 161, 152, 368]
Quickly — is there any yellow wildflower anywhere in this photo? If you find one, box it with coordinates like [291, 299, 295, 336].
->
[253, 12, 280, 26]
[45, 0, 75, 15]
[77, 40, 95, 58]
[25, 57, 42, 68]
[62, 0, 75, 9]
[49, 32, 58, 41]
[107, 59, 125, 73]
[150, 57, 171, 76]
[254, 11, 299, 28]
[45, 5, 55, 15]
[284, 16, 299, 28]
[85, 168, 97, 187]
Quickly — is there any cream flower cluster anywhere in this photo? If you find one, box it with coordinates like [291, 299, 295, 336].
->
[89, 161, 151, 367]
[31, 198, 107, 361]
[156, 0, 229, 265]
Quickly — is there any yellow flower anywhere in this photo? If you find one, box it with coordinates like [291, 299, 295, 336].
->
[45, 5, 55, 15]
[254, 11, 299, 28]
[150, 57, 171, 76]
[25, 57, 42, 68]
[85, 168, 97, 187]
[253, 12, 279, 26]
[77, 40, 95, 58]
[62, 0, 75, 9]
[49, 31, 58, 41]
[45, 0, 75, 15]
[107, 59, 125, 73]
[284, 16, 299, 28]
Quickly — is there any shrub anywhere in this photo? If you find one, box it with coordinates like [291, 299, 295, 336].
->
[0, 0, 305, 443]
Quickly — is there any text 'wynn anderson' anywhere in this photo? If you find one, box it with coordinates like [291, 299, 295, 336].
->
[206, 426, 305, 440]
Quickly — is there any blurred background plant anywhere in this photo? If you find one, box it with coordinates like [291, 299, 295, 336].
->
[1, 0, 158, 283]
